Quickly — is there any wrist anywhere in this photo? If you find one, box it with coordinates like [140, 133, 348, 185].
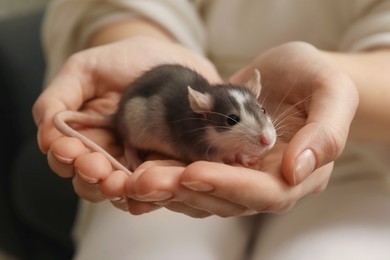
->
[321, 49, 390, 142]
[87, 18, 176, 48]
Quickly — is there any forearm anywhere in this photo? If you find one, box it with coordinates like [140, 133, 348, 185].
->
[84, 18, 220, 84]
[87, 18, 176, 48]
[323, 49, 390, 143]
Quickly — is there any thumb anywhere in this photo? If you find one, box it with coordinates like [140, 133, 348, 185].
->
[282, 77, 358, 185]
[282, 122, 344, 185]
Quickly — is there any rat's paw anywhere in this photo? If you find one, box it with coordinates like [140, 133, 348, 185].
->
[234, 153, 261, 167]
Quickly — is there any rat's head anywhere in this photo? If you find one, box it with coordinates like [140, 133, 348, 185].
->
[188, 70, 276, 163]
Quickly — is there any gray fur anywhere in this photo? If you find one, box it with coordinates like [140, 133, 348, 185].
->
[115, 64, 276, 166]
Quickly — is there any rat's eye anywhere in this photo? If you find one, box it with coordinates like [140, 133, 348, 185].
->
[261, 107, 266, 114]
[227, 115, 240, 126]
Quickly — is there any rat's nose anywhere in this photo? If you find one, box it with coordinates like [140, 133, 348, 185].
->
[259, 135, 272, 146]
[258, 128, 276, 148]
[259, 136, 271, 146]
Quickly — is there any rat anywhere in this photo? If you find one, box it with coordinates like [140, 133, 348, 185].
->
[53, 64, 276, 175]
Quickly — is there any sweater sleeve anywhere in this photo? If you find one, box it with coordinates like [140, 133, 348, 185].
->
[340, 0, 390, 51]
[42, 0, 205, 83]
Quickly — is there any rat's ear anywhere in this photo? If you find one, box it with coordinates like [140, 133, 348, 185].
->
[188, 86, 213, 113]
[245, 69, 262, 99]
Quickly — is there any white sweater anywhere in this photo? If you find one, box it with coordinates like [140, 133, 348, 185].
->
[43, 0, 390, 78]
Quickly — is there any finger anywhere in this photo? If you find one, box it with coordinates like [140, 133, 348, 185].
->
[126, 162, 252, 217]
[181, 161, 302, 214]
[171, 190, 255, 217]
[47, 151, 74, 178]
[137, 159, 186, 170]
[124, 164, 181, 200]
[32, 56, 95, 152]
[304, 162, 333, 195]
[72, 152, 113, 202]
[127, 199, 162, 215]
[163, 202, 212, 218]
[47, 137, 87, 178]
[110, 197, 129, 211]
[99, 170, 129, 199]
[74, 152, 113, 184]
[50, 136, 87, 162]
[127, 192, 213, 218]
[125, 160, 186, 197]
[72, 174, 104, 202]
[36, 119, 64, 154]
[33, 85, 82, 152]
[128, 167, 249, 217]
[282, 72, 358, 185]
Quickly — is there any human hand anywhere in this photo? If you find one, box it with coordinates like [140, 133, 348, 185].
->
[232, 41, 359, 185]
[32, 36, 220, 205]
[124, 152, 333, 218]
[123, 41, 358, 217]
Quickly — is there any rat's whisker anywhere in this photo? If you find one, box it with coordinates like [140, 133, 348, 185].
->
[273, 95, 313, 126]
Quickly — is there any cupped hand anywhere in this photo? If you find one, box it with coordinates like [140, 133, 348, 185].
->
[125, 151, 333, 218]
[124, 41, 358, 217]
[232, 41, 359, 185]
[32, 36, 220, 204]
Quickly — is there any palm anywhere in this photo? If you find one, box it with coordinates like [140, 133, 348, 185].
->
[225, 41, 356, 187]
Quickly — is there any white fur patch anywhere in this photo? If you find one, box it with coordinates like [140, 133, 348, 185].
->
[228, 89, 257, 129]
[229, 89, 248, 106]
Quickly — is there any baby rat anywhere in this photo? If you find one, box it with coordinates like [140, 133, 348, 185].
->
[53, 64, 276, 174]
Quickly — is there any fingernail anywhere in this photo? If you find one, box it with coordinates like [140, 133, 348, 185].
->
[146, 204, 163, 213]
[294, 149, 316, 185]
[75, 168, 99, 184]
[182, 181, 214, 192]
[106, 196, 126, 202]
[137, 191, 173, 201]
[52, 152, 74, 164]
[154, 201, 170, 207]
[133, 167, 145, 175]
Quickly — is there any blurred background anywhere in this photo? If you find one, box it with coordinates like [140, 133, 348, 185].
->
[1, 1, 79, 259]
[0, 2, 43, 259]
[0, 0, 48, 20]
